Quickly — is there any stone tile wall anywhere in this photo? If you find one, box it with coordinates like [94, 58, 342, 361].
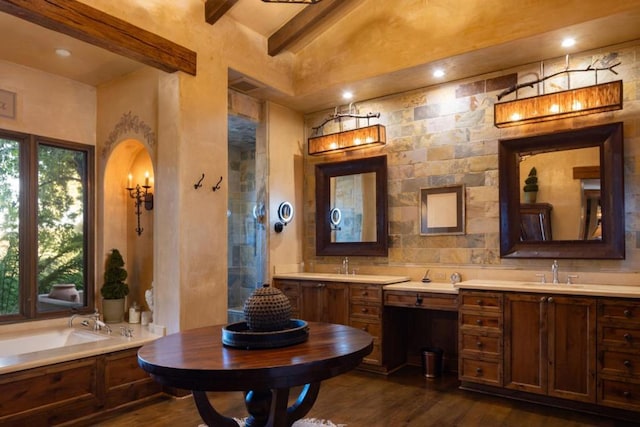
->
[303, 41, 640, 281]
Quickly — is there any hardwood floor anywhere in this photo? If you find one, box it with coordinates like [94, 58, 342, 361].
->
[91, 367, 638, 427]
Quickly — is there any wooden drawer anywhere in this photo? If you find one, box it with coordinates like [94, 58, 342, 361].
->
[460, 291, 503, 313]
[599, 378, 640, 411]
[350, 284, 382, 302]
[600, 325, 640, 349]
[600, 350, 640, 379]
[350, 302, 381, 320]
[350, 318, 381, 339]
[599, 299, 640, 324]
[460, 312, 501, 330]
[460, 333, 501, 358]
[384, 291, 458, 311]
[460, 357, 502, 386]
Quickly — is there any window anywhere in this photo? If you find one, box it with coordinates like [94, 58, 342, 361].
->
[0, 130, 94, 321]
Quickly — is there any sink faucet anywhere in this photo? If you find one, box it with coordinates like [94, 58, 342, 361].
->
[551, 260, 559, 284]
[342, 257, 349, 275]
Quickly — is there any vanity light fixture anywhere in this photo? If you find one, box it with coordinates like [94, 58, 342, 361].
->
[494, 80, 622, 128]
[126, 171, 154, 236]
[308, 124, 386, 155]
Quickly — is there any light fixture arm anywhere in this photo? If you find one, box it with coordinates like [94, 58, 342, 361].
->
[312, 111, 380, 135]
[497, 61, 620, 100]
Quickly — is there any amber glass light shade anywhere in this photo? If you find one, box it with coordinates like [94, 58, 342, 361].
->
[308, 124, 386, 155]
[494, 80, 622, 128]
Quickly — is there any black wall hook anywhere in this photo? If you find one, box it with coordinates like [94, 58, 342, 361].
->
[194, 173, 205, 189]
[212, 176, 223, 192]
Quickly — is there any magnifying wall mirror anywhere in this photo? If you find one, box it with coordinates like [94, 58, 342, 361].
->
[499, 122, 624, 259]
[316, 155, 388, 256]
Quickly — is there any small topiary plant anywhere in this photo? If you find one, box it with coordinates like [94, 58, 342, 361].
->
[101, 249, 129, 300]
[523, 167, 539, 193]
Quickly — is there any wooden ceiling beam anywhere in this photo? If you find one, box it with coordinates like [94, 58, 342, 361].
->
[205, 0, 238, 26]
[0, 0, 197, 75]
[268, 0, 352, 56]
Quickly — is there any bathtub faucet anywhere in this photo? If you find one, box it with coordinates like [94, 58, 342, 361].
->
[69, 310, 112, 333]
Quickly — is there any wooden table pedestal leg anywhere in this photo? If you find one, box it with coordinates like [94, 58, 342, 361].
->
[244, 382, 321, 427]
[193, 390, 240, 427]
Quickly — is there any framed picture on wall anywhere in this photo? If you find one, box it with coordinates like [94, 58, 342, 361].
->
[419, 184, 465, 235]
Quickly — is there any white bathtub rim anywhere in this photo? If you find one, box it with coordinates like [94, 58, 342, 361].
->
[0, 322, 163, 375]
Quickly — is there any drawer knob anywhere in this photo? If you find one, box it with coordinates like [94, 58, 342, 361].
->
[361, 325, 369, 332]
[415, 294, 423, 306]
[476, 341, 483, 348]
[476, 319, 483, 326]
[476, 299, 483, 306]
[475, 367, 483, 376]
[361, 291, 368, 296]
[623, 391, 631, 398]
[540, 296, 547, 303]
[361, 308, 369, 313]
[624, 309, 632, 318]
[624, 360, 632, 368]
[624, 333, 633, 342]
[547, 297, 554, 303]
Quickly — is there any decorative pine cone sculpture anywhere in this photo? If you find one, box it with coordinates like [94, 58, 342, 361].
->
[243, 284, 292, 331]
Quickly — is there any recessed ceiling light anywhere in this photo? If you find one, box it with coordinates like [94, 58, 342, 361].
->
[342, 91, 353, 100]
[55, 48, 71, 57]
[561, 38, 575, 48]
[433, 69, 445, 78]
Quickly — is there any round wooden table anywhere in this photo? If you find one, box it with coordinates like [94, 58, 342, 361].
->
[138, 322, 373, 427]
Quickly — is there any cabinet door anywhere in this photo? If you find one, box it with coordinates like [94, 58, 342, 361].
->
[325, 283, 349, 325]
[505, 293, 547, 394]
[547, 295, 596, 403]
[300, 282, 325, 322]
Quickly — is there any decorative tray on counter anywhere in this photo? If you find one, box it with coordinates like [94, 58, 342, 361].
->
[221, 319, 309, 349]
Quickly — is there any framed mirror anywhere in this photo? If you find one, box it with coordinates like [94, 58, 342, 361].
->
[499, 122, 624, 259]
[315, 155, 388, 256]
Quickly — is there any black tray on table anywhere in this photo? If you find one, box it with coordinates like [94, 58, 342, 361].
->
[221, 319, 309, 349]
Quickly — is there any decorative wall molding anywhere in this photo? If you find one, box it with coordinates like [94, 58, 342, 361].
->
[103, 111, 156, 158]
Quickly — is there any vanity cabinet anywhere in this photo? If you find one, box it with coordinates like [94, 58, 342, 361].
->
[598, 298, 640, 411]
[458, 291, 504, 386]
[504, 293, 596, 403]
[274, 278, 394, 372]
[273, 279, 349, 325]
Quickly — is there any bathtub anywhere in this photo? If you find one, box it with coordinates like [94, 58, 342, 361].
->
[0, 318, 166, 425]
[0, 318, 163, 375]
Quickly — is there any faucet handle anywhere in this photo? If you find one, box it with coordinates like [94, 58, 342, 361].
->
[567, 274, 579, 285]
[535, 273, 546, 284]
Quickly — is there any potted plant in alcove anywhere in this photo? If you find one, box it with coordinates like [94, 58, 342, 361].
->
[523, 167, 539, 204]
[101, 248, 130, 323]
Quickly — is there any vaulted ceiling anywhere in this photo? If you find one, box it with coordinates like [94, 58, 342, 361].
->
[2, 0, 640, 114]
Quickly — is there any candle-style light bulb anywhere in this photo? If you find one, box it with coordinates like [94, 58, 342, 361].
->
[127, 173, 133, 189]
[144, 171, 150, 187]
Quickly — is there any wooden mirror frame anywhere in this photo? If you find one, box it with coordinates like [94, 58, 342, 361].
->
[499, 122, 624, 259]
[315, 155, 388, 257]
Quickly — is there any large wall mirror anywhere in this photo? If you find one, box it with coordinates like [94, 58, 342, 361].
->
[499, 122, 624, 259]
[315, 155, 388, 256]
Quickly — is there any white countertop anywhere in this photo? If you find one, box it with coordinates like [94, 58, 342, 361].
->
[273, 272, 410, 285]
[384, 281, 458, 294]
[0, 322, 163, 375]
[455, 279, 640, 298]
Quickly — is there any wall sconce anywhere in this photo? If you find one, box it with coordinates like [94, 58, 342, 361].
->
[274, 201, 294, 233]
[494, 80, 622, 128]
[308, 124, 386, 156]
[126, 171, 154, 236]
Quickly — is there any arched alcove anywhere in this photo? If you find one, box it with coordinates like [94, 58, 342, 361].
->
[102, 139, 154, 316]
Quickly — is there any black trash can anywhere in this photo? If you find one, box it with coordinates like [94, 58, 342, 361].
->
[421, 347, 443, 378]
